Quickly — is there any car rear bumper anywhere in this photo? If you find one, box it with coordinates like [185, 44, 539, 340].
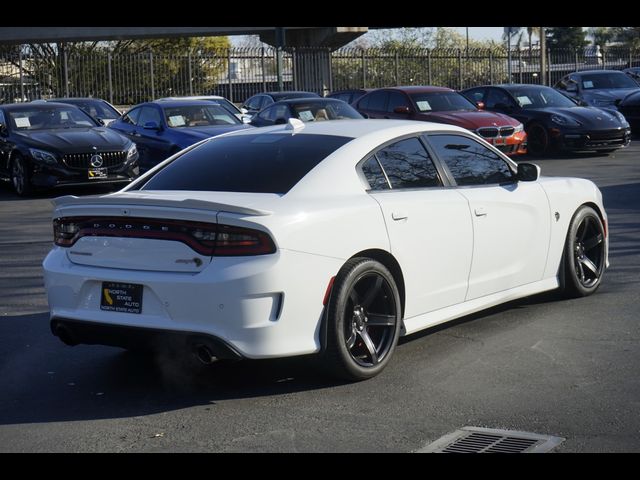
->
[50, 318, 243, 360]
[43, 246, 343, 359]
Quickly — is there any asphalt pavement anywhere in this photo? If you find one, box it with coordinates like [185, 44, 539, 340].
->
[0, 143, 639, 452]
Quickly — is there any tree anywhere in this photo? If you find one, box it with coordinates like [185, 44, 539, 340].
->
[612, 27, 640, 48]
[588, 27, 614, 48]
[0, 36, 231, 104]
[545, 27, 588, 50]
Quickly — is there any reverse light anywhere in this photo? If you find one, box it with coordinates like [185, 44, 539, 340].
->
[53, 217, 275, 256]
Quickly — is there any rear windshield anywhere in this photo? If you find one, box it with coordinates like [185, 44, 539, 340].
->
[140, 133, 352, 194]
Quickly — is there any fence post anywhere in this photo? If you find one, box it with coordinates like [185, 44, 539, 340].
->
[107, 53, 113, 105]
[574, 48, 579, 73]
[547, 48, 551, 86]
[630, 49, 633, 68]
[601, 48, 606, 69]
[292, 47, 298, 91]
[327, 47, 333, 93]
[427, 49, 432, 84]
[261, 47, 266, 91]
[63, 49, 69, 97]
[458, 49, 463, 90]
[18, 46, 25, 101]
[361, 49, 366, 88]
[149, 50, 155, 99]
[489, 51, 493, 84]
[188, 51, 193, 95]
[518, 49, 523, 83]
[227, 48, 233, 102]
[395, 50, 399, 86]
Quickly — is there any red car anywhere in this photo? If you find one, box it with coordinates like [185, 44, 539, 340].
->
[353, 86, 527, 155]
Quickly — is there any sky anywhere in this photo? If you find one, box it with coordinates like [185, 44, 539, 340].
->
[451, 27, 505, 42]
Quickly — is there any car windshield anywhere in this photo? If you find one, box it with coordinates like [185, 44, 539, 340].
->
[580, 72, 639, 89]
[55, 99, 120, 119]
[163, 104, 241, 128]
[291, 102, 363, 122]
[139, 133, 352, 194]
[7, 106, 97, 130]
[409, 92, 477, 112]
[508, 87, 577, 109]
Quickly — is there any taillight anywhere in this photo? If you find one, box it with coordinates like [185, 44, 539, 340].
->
[53, 217, 276, 256]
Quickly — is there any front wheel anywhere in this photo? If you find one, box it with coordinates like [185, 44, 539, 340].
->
[527, 123, 550, 156]
[323, 258, 402, 381]
[10, 155, 33, 197]
[561, 206, 606, 298]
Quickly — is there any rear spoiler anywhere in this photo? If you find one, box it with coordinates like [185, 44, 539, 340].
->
[52, 194, 272, 216]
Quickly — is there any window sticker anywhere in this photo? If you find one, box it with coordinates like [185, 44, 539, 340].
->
[15, 117, 31, 128]
[298, 110, 314, 122]
[168, 115, 186, 127]
[60, 111, 69, 120]
[583, 80, 594, 89]
[416, 100, 432, 111]
[517, 96, 533, 106]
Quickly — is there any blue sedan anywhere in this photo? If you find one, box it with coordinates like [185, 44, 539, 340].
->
[109, 100, 252, 171]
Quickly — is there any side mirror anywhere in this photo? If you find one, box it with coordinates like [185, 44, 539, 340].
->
[240, 107, 249, 114]
[0, 122, 6, 135]
[274, 118, 287, 125]
[97, 118, 106, 126]
[241, 115, 252, 124]
[517, 162, 540, 182]
[476, 101, 485, 110]
[566, 83, 578, 93]
[143, 121, 161, 130]
[361, 112, 369, 119]
[393, 106, 411, 114]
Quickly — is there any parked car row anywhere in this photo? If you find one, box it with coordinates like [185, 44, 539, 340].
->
[2, 67, 638, 196]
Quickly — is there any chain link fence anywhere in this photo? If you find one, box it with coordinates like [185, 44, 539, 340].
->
[2, 46, 640, 106]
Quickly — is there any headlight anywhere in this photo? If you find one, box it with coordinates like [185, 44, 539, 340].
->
[514, 123, 524, 133]
[551, 114, 580, 127]
[29, 148, 58, 165]
[610, 110, 628, 124]
[590, 98, 615, 107]
[126, 143, 138, 160]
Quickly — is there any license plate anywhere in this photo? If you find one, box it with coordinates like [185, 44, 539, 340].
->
[100, 282, 143, 314]
[88, 168, 108, 179]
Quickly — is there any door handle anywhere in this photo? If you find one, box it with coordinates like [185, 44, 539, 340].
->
[131, 131, 141, 137]
[392, 211, 408, 221]
[474, 207, 488, 217]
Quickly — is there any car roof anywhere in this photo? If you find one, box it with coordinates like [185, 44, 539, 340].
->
[144, 99, 227, 108]
[264, 91, 319, 97]
[221, 118, 468, 139]
[157, 96, 226, 101]
[379, 85, 454, 93]
[272, 97, 348, 105]
[1, 101, 84, 111]
[571, 70, 628, 76]
[49, 97, 107, 101]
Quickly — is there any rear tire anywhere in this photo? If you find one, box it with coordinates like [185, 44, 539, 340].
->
[561, 206, 606, 298]
[322, 257, 402, 381]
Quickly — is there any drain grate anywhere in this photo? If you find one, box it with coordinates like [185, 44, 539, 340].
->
[418, 427, 565, 453]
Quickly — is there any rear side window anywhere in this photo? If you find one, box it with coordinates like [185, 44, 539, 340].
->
[367, 91, 389, 111]
[141, 133, 352, 194]
[375, 137, 441, 189]
[428, 134, 514, 186]
[361, 156, 389, 190]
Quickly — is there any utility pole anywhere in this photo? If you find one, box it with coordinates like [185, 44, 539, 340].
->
[507, 27, 512, 83]
[540, 27, 547, 86]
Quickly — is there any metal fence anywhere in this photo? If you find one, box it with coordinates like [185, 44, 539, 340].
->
[2, 46, 640, 106]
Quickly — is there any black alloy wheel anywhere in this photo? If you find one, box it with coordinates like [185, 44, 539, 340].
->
[527, 123, 550, 156]
[562, 206, 606, 297]
[323, 258, 401, 381]
[10, 155, 33, 196]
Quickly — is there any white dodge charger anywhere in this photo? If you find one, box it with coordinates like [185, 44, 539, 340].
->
[43, 119, 608, 380]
